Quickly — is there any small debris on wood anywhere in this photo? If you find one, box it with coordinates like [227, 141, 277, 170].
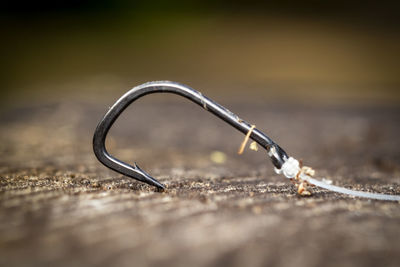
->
[249, 141, 258, 151]
[238, 125, 256, 155]
[210, 151, 227, 164]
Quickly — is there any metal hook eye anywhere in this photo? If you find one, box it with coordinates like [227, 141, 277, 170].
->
[93, 81, 288, 190]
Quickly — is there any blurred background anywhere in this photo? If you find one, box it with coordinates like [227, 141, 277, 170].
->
[1, 0, 400, 108]
[2, 2, 400, 267]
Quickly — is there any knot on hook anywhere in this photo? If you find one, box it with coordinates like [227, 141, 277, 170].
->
[275, 157, 300, 179]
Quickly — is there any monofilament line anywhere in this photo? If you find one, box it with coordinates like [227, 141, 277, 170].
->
[300, 174, 400, 201]
[276, 157, 400, 201]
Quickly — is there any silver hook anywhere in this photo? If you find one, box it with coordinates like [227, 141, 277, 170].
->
[93, 81, 288, 190]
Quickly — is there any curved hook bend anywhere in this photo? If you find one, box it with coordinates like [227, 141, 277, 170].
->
[93, 81, 288, 189]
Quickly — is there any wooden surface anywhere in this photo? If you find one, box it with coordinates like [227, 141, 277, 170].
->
[1, 100, 399, 267]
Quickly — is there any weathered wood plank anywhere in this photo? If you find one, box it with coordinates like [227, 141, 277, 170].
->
[1, 102, 399, 267]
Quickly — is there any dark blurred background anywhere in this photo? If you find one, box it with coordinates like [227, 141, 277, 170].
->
[1, 0, 400, 108]
[2, 3, 400, 267]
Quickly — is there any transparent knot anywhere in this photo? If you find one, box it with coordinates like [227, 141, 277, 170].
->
[274, 157, 300, 179]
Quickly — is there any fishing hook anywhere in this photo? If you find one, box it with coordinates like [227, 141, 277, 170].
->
[93, 81, 288, 190]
